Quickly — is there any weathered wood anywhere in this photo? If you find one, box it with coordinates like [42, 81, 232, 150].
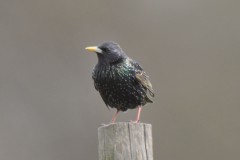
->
[98, 122, 153, 160]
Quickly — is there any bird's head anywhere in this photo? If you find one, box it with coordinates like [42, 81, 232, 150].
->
[85, 41, 127, 65]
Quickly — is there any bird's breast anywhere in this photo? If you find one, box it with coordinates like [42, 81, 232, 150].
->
[92, 63, 148, 109]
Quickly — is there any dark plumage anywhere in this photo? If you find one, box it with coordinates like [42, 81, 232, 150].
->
[85, 41, 154, 122]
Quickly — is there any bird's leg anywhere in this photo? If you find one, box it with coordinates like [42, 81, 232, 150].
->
[111, 110, 119, 123]
[134, 106, 142, 123]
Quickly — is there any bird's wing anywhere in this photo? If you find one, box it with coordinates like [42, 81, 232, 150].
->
[131, 60, 155, 97]
[135, 70, 155, 97]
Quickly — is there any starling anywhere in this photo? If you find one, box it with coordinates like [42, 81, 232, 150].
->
[85, 41, 154, 123]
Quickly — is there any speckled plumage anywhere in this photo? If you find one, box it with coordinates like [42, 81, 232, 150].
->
[90, 42, 154, 112]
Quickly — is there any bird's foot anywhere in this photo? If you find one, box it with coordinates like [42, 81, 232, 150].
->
[130, 120, 140, 123]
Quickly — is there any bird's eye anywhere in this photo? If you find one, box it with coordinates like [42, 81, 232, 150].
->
[101, 47, 109, 53]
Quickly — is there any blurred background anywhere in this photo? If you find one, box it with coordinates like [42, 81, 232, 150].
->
[0, 0, 240, 160]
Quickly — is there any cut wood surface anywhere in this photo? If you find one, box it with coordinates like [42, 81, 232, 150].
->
[98, 122, 153, 160]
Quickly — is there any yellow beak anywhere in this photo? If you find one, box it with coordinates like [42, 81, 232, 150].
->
[85, 46, 102, 53]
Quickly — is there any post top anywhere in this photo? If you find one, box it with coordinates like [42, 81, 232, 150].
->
[98, 122, 152, 130]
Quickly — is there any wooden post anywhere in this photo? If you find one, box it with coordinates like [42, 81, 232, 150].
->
[98, 122, 153, 160]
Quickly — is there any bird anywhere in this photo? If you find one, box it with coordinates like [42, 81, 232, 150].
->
[85, 41, 154, 123]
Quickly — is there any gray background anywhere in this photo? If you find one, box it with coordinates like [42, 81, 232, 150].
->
[1, 0, 240, 160]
